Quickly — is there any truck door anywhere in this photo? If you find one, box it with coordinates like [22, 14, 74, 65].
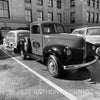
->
[30, 25, 43, 55]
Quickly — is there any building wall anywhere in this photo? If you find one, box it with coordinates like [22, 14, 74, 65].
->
[0, 0, 100, 36]
[0, 0, 27, 36]
[31, 0, 66, 23]
[65, 0, 100, 32]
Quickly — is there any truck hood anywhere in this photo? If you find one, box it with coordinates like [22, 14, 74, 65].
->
[44, 33, 85, 48]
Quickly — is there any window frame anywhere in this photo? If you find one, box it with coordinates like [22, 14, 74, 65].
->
[48, 12, 53, 21]
[91, 12, 95, 23]
[57, 0, 61, 9]
[95, 13, 99, 23]
[70, 12, 75, 23]
[37, 0, 43, 5]
[37, 11, 44, 21]
[87, 0, 90, 6]
[48, 0, 53, 7]
[57, 13, 62, 23]
[0, 0, 10, 18]
[25, 9, 32, 22]
[87, 11, 90, 23]
[95, 0, 99, 8]
[70, 0, 75, 7]
[24, 0, 31, 3]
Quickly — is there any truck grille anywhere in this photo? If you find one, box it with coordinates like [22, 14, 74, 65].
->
[69, 48, 84, 64]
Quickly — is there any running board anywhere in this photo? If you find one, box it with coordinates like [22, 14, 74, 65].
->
[26, 53, 43, 61]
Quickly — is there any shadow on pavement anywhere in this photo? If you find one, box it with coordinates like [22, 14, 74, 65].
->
[86, 61, 100, 84]
[0, 49, 20, 60]
[0, 64, 12, 71]
[59, 67, 91, 81]
[58, 60, 100, 84]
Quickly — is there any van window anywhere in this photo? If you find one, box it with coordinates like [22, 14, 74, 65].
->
[7, 32, 15, 37]
[18, 32, 30, 37]
[87, 28, 100, 35]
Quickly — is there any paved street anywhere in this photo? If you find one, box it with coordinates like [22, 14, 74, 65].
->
[0, 46, 100, 100]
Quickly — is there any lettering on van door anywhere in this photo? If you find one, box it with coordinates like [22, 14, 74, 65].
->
[33, 41, 40, 49]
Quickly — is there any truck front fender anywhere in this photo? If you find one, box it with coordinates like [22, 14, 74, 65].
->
[43, 45, 72, 65]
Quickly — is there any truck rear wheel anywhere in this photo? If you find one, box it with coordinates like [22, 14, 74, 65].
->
[47, 55, 61, 78]
[21, 50, 27, 59]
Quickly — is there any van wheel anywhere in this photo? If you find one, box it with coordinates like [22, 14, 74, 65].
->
[21, 50, 26, 59]
[47, 55, 61, 78]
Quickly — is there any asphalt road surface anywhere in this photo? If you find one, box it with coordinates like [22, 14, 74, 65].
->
[0, 45, 100, 100]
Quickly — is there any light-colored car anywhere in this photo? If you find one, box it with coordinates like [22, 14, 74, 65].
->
[72, 26, 100, 56]
[3, 30, 30, 52]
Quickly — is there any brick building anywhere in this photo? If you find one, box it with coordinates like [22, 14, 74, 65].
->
[65, 0, 100, 32]
[0, 0, 100, 36]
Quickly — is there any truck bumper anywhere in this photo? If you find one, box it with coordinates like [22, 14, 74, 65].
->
[63, 56, 98, 70]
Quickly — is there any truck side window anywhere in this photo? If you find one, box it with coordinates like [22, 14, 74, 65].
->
[56, 24, 65, 33]
[42, 23, 55, 34]
[31, 25, 40, 34]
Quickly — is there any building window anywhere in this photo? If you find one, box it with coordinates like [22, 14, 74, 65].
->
[91, 0, 95, 7]
[70, 0, 75, 7]
[91, 12, 95, 23]
[95, 13, 99, 23]
[63, 12, 66, 24]
[37, 0, 43, 5]
[24, 0, 31, 3]
[0, 0, 10, 18]
[57, 13, 62, 23]
[87, 11, 90, 23]
[95, 0, 99, 8]
[70, 12, 75, 23]
[87, 0, 90, 6]
[37, 11, 43, 21]
[57, 0, 61, 9]
[48, 0, 53, 7]
[48, 12, 53, 21]
[70, 28, 74, 33]
[25, 9, 32, 22]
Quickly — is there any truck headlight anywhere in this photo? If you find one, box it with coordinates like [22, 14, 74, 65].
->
[64, 47, 71, 56]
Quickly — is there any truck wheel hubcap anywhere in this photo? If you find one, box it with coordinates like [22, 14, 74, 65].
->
[48, 58, 57, 74]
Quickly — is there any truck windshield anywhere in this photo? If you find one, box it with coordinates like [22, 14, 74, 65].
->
[87, 28, 100, 35]
[42, 23, 65, 34]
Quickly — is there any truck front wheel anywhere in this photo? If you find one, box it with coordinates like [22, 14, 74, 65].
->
[47, 55, 61, 78]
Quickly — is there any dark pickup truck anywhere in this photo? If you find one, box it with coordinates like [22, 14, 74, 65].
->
[20, 21, 98, 78]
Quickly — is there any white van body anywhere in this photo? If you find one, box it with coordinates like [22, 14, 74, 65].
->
[4, 30, 30, 52]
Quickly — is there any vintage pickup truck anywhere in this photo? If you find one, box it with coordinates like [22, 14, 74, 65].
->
[20, 21, 98, 78]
